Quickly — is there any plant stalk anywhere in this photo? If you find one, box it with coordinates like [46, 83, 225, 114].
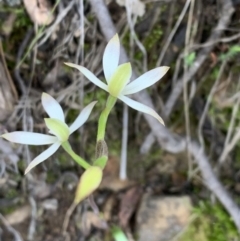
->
[97, 95, 117, 141]
[62, 141, 90, 169]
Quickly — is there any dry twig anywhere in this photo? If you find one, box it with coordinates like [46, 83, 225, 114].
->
[164, 0, 234, 117]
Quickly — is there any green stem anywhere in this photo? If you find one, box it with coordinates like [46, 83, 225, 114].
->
[61, 141, 90, 169]
[97, 95, 117, 141]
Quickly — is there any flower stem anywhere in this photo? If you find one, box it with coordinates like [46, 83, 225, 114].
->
[97, 95, 117, 141]
[61, 141, 91, 169]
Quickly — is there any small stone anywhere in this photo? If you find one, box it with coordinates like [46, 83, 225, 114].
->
[42, 199, 58, 210]
[136, 195, 192, 241]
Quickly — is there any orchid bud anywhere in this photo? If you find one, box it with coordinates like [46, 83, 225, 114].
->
[74, 166, 103, 204]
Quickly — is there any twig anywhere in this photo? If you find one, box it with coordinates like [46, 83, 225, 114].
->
[156, 0, 191, 66]
[76, 0, 85, 156]
[62, 202, 77, 235]
[198, 60, 227, 151]
[164, 0, 234, 117]
[140, 132, 155, 154]
[183, 0, 195, 179]
[0, 213, 23, 241]
[27, 196, 37, 241]
[192, 31, 240, 49]
[14, 27, 34, 95]
[120, 104, 128, 180]
[219, 76, 240, 164]
[89, 0, 240, 231]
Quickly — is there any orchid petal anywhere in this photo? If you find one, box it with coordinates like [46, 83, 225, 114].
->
[41, 93, 65, 122]
[119, 95, 165, 125]
[122, 67, 169, 95]
[103, 34, 120, 83]
[108, 63, 132, 97]
[1, 132, 58, 145]
[25, 142, 61, 174]
[64, 63, 108, 91]
[69, 101, 97, 134]
[44, 118, 70, 142]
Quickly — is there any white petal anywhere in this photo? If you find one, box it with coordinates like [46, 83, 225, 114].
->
[64, 63, 108, 91]
[1, 132, 58, 145]
[103, 34, 120, 83]
[119, 95, 165, 126]
[69, 101, 97, 134]
[25, 142, 61, 174]
[41, 93, 65, 122]
[122, 67, 169, 95]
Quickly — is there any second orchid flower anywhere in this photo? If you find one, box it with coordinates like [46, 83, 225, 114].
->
[2, 93, 97, 174]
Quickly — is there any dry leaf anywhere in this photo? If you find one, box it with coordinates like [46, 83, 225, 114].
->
[23, 0, 54, 25]
[103, 195, 115, 221]
[82, 211, 108, 236]
[99, 156, 135, 191]
[118, 186, 143, 227]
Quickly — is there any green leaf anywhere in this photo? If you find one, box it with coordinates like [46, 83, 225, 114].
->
[220, 45, 240, 61]
[44, 118, 69, 142]
[111, 226, 128, 241]
[184, 52, 196, 67]
[74, 166, 103, 204]
[93, 155, 108, 169]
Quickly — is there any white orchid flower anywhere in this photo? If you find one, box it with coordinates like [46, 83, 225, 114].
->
[2, 93, 97, 174]
[65, 34, 169, 125]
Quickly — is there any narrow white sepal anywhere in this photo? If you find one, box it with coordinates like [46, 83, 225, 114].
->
[25, 142, 61, 174]
[41, 93, 65, 122]
[119, 95, 165, 126]
[69, 101, 97, 134]
[103, 34, 120, 83]
[64, 63, 108, 91]
[1, 132, 58, 145]
[122, 67, 169, 95]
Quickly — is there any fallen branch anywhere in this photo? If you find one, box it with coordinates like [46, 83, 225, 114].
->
[89, 0, 240, 231]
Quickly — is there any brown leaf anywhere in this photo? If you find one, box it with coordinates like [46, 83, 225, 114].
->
[118, 186, 143, 227]
[23, 0, 54, 25]
[100, 156, 135, 191]
[82, 211, 108, 236]
[103, 195, 115, 221]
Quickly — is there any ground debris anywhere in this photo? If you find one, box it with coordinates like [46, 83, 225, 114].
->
[118, 185, 143, 228]
[81, 211, 108, 236]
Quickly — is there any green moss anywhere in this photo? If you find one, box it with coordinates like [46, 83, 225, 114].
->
[144, 25, 163, 51]
[122, 25, 163, 68]
[46, 170, 58, 184]
[0, 7, 31, 33]
[84, 89, 107, 108]
[1, 206, 16, 215]
[5, 188, 18, 199]
[179, 202, 239, 241]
